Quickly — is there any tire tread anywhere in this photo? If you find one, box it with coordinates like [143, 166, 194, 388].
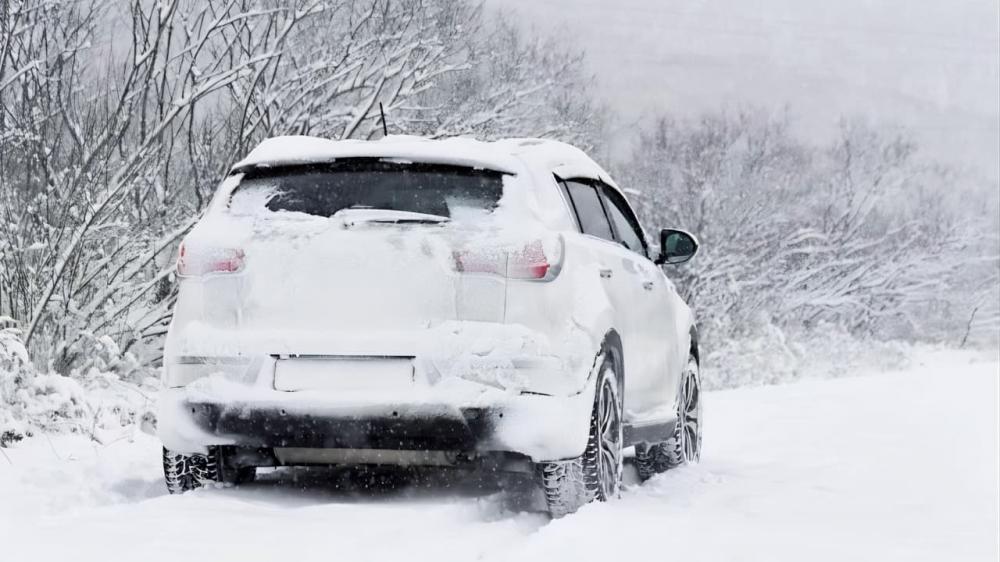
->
[537, 353, 622, 517]
[634, 355, 699, 482]
[162, 447, 221, 494]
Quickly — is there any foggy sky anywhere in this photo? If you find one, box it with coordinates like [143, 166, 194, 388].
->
[487, 0, 1000, 182]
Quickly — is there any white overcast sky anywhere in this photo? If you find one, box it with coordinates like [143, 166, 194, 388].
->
[486, 0, 1000, 181]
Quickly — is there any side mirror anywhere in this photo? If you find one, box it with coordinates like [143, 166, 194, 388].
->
[656, 229, 699, 265]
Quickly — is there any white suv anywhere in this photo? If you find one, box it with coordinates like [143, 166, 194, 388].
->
[157, 135, 702, 517]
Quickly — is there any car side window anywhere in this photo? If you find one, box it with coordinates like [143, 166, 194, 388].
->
[600, 185, 647, 257]
[563, 180, 615, 242]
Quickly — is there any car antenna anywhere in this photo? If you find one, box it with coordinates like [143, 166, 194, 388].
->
[379, 102, 389, 137]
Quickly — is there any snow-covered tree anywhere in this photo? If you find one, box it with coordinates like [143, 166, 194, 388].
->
[618, 110, 999, 347]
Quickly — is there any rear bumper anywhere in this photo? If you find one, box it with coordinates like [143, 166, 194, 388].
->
[157, 385, 594, 462]
[179, 400, 492, 450]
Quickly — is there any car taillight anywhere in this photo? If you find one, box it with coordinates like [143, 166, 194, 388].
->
[176, 242, 245, 276]
[453, 239, 560, 280]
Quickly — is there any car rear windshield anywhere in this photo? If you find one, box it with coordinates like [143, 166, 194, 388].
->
[228, 161, 505, 219]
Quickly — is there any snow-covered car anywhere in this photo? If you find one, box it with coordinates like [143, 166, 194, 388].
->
[157, 135, 702, 516]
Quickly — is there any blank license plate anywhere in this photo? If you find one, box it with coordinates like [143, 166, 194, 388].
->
[273, 357, 414, 392]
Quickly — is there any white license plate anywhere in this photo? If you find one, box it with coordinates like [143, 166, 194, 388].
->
[273, 357, 414, 392]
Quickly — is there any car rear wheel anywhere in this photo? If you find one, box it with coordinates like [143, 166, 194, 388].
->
[163, 447, 255, 494]
[635, 355, 701, 481]
[537, 351, 623, 517]
[163, 448, 218, 494]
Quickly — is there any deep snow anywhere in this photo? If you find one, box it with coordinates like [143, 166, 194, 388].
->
[1, 348, 996, 562]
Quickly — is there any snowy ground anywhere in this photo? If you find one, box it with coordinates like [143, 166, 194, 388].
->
[1, 349, 996, 562]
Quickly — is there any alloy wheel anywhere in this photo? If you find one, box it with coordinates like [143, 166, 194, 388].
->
[680, 363, 702, 462]
[596, 373, 623, 499]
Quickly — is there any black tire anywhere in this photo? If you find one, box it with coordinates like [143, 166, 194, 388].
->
[163, 446, 255, 493]
[163, 447, 220, 494]
[635, 355, 702, 481]
[537, 351, 623, 517]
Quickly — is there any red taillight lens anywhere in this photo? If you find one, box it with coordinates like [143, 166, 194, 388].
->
[507, 240, 550, 279]
[176, 243, 245, 276]
[453, 239, 557, 280]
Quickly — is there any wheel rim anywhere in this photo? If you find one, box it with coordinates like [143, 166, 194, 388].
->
[596, 374, 622, 499]
[680, 362, 701, 462]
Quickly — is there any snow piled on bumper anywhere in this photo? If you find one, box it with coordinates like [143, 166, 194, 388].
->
[168, 320, 595, 397]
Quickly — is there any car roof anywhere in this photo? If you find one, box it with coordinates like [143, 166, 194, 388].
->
[231, 135, 622, 191]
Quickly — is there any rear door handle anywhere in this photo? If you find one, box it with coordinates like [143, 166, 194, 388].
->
[642, 281, 654, 291]
[599, 268, 613, 279]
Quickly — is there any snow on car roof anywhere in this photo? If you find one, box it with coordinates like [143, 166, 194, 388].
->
[231, 135, 619, 188]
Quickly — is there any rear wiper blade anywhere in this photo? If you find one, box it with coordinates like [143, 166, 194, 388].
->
[334, 208, 450, 225]
[370, 218, 448, 224]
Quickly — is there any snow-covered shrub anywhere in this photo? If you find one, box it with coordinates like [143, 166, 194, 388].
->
[0, 318, 157, 445]
[0, 320, 90, 443]
[11, 373, 91, 432]
[1, 318, 31, 445]
[64, 332, 146, 385]
[702, 321, 912, 390]
[64, 332, 159, 435]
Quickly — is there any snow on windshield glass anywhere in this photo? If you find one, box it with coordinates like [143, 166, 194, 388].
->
[228, 162, 504, 219]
